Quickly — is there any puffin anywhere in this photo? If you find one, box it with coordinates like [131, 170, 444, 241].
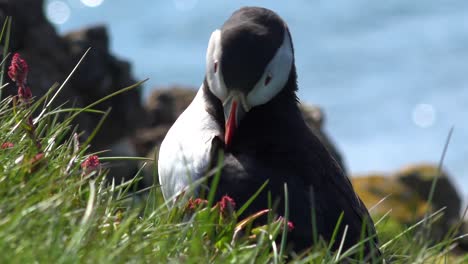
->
[158, 6, 380, 258]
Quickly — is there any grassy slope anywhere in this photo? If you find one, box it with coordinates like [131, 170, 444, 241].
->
[0, 22, 466, 264]
[0, 82, 466, 264]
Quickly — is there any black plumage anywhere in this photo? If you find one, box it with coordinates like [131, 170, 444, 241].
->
[159, 6, 381, 259]
[202, 7, 380, 256]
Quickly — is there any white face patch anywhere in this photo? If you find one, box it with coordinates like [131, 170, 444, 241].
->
[205, 29, 294, 109]
[205, 29, 228, 101]
[246, 31, 293, 107]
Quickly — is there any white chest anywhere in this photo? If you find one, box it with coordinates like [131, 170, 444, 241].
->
[158, 85, 222, 205]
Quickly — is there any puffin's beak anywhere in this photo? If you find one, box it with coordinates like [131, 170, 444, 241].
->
[223, 93, 249, 147]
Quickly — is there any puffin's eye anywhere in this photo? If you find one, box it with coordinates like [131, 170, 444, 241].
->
[264, 74, 272, 86]
[214, 61, 218, 73]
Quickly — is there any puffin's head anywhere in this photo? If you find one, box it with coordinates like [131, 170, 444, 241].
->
[205, 7, 295, 147]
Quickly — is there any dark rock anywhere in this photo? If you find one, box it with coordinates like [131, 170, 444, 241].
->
[394, 164, 463, 244]
[395, 164, 462, 231]
[145, 86, 197, 126]
[64, 26, 146, 150]
[300, 103, 324, 129]
[0, 0, 49, 52]
[0, 0, 145, 181]
[134, 125, 172, 159]
[352, 174, 429, 223]
[134, 87, 196, 156]
[355, 164, 463, 245]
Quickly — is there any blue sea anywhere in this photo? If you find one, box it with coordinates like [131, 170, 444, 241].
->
[47, 0, 468, 202]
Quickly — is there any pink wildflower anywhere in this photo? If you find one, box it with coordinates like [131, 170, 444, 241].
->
[18, 86, 33, 101]
[1, 142, 14, 149]
[8, 53, 29, 87]
[186, 198, 208, 210]
[31, 152, 44, 164]
[277, 216, 295, 232]
[81, 155, 100, 172]
[9, 53, 32, 102]
[218, 195, 236, 215]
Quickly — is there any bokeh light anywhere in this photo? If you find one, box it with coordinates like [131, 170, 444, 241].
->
[412, 103, 436, 128]
[81, 0, 105, 8]
[45, 1, 71, 25]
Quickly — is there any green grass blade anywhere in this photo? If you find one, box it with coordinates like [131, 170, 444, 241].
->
[37, 48, 91, 121]
[81, 108, 111, 148]
[278, 183, 289, 259]
[0, 17, 9, 45]
[206, 151, 223, 207]
[381, 206, 446, 249]
[424, 127, 454, 229]
[74, 79, 147, 118]
[327, 211, 345, 253]
[335, 224, 348, 261]
[236, 180, 269, 217]
[99, 156, 155, 162]
[0, 16, 12, 98]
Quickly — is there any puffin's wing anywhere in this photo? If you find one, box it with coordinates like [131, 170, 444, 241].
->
[207, 141, 379, 255]
[316, 170, 376, 235]
[302, 139, 379, 253]
[158, 85, 222, 204]
[287, 125, 379, 253]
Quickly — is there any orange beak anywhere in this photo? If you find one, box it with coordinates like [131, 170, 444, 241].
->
[224, 100, 238, 147]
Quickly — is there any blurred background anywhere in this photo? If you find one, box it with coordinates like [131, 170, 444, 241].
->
[0, 0, 466, 251]
[43, 0, 467, 202]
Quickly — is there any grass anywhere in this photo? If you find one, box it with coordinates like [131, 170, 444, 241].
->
[0, 22, 467, 264]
